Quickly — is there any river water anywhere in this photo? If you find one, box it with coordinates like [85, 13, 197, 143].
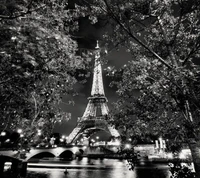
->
[27, 158, 171, 178]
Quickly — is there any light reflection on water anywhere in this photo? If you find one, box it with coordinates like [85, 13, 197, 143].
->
[27, 158, 170, 178]
[28, 168, 137, 178]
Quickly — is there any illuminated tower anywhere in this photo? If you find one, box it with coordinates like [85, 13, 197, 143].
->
[67, 42, 120, 143]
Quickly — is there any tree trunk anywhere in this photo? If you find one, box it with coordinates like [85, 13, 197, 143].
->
[188, 139, 200, 178]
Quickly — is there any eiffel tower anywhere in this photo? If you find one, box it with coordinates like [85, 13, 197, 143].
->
[67, 42, 120, 144]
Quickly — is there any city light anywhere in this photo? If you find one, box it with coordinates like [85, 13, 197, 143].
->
[60, 138, 64, 142]
[91, 139, 95, 143]
[65, 136, 69, 142]
[0, 131, 6, 136]
[114, 140, 121, 146]
[125, 143, 131, 149]
[17, 129, 22, 134]
[5, 139, 10, 142]
[37, 129, 42, 136]
[107, 140, 121, 146]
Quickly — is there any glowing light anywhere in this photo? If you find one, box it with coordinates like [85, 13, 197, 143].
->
[62, 135, 65, 139]
[166, 153, 173, 159]
[0, 131, 6, 136]
[114, 140, 121, 146]
[179, 152, 186, 159]
[17, 129, 22, 134]
[60, 139, 64, 142]
[5, 139, 10, 142]
[37, 129, 42, 136]
[20, 134, 24, 137]
[91, 139, 95, 142]
[11, 36, 17, 40]
[128, 138, 132, 141]
[125, 144, 131, 149]
[107, 140, 121, 146]
[72, 146, 79, 153]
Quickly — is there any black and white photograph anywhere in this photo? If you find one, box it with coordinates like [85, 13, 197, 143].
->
[0, 0, 200, 178]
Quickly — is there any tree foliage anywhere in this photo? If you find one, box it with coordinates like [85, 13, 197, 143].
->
[77, 0, 200, 144]
[75, 0, 200, 175]
[0, 0, 87, 139]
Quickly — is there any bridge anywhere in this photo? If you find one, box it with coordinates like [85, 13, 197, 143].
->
[0, 145, 88, 161]
[0, 144, 122, 161]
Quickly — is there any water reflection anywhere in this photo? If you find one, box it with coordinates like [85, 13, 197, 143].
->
[27, 158, 170, 178]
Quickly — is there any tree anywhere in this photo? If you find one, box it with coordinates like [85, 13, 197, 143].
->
[76, 0, 200, 176]
[0, 0, 88, 144]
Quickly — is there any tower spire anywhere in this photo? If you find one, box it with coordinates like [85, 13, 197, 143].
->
[91, 41, 105, 96]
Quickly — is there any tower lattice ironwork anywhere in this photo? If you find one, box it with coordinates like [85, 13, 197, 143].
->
[67, 42, 120, 143]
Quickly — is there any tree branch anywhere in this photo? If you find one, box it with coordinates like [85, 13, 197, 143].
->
[102, 0, 173, 69]
[31, 93, 40, 126]
[0, 4, 46, 20]
[157, 16, 178, 67]
[0, 77, 16, 85]
[182, 40, 200, 66]
[171, 9, 183, 45]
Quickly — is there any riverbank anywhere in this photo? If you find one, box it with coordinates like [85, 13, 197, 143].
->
[27, 163, 110, 169]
